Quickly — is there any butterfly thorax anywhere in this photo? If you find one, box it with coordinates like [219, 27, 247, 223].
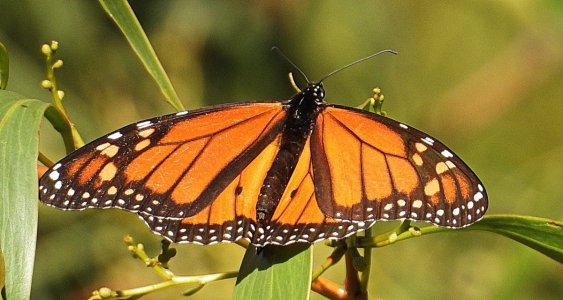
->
[256, 83, 326, 225]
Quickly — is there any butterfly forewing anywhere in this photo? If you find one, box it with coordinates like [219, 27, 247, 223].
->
[39, 102, 287, 221]
[311, 105, 487, 228]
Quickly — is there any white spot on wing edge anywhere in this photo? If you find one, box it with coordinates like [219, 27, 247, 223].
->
[107, 131, 123, 140]
[441, 149, 454, 158]
[136, 120, 152, 128]
[176, 111, 189, 116]
[49, 171, 60, 181]
[421, 137, 435, 145]
[54, 181, 63, 189]
[399, 123, 408, 129]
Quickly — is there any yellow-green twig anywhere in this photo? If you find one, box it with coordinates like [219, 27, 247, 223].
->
[41, 41, 84, 152]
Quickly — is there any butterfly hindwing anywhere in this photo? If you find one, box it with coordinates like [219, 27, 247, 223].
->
[257, 137, 373, 245]
[146, 134, 283, 245]
[311, 105, 487, 228]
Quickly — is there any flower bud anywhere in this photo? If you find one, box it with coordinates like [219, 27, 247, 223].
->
[41, 80, 53, 89]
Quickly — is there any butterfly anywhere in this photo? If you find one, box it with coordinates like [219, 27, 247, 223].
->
[38, 57, 488, 247]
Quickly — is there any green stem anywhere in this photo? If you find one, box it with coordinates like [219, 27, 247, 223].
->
[114, 271, 238, 298]
[38, 151, 54, 168]
[311, 245, 346, 280]
[43, 106, 79, 154]
[41, 42, 84, 152]
[44, 44, 68, 123]
[359, 224, 446, 248]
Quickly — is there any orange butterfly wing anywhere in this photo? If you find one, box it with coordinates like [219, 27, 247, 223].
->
[310, 105, 487, 227]
[250, 137, 372, 245]
[146, 134, 283, 244]
[40, 103, 287, 233]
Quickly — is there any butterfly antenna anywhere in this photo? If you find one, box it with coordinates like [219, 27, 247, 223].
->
[272, 46, 310, 83]
[288, 72, 302, 93]
[319, 49, 398, 83]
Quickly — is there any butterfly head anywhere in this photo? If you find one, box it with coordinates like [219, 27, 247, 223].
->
[302, 82, 326, 105]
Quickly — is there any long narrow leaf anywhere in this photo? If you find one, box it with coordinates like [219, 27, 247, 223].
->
[98, 0, 184, 111]
[1, 247, 5, 299]
[234, 244, 312, 300]
[466, 215, 563, 263]
[0, 91, 50, 300]
[0, 42, 8, 90]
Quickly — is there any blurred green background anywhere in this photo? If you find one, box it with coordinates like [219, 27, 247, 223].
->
[1, 1, 562, 299]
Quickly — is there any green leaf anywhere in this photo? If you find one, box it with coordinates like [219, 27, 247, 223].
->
[467, 215, 563, 263]
[234, 244, 312, 300]
[98, 0, 184, 111]
[1, 247, 5, 300]
[0, 42, 8, 90]
[0, 91, 50, 300]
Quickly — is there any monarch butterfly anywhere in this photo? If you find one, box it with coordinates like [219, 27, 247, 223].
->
[38, 52, 488, 247]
